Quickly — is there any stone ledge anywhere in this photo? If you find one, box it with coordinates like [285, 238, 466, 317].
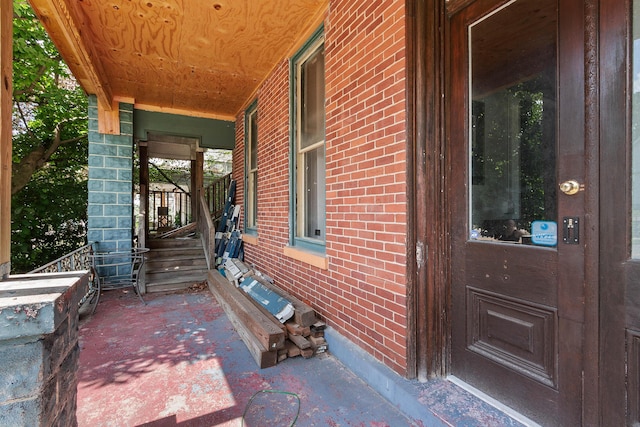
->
[0, 272, 88, 341]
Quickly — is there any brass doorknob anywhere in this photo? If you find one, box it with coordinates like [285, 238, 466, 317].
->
[559, 180, 581, 195]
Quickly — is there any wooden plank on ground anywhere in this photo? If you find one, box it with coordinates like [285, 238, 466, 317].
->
[208, 274, 277, 368]
[208, 270, 286, 350]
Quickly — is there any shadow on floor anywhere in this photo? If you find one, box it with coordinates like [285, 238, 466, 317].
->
[77, 288, 422, 426]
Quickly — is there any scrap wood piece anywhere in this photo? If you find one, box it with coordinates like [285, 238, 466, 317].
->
[288, 333, 311, 350]
[285, 340, 302, 357]
[308, 335, 328, 353]
[310, 321, 326, 337]
[311, 321, 326, 332]
[301, 347, 314, 359]
[285, 322, 311, 337]
[208, 270, 285, 351]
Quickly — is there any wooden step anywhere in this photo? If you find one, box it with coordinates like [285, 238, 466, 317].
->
[145, 271, 209, 293]
[147, 238, 203, 249]
[146, 266, 208, 282]
[146, 247, 202, 256]
[143, 237, 208, 294]
[146, 256, 207, 269]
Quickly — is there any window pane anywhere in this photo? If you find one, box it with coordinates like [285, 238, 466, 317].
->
[300, 47, 325, 150]
[293, 34, 325, 248]
[302, 145, 326, 240]
[469, 0, 557, 245]
[247, 170, 257, 228]
[246, 108, 258, 229]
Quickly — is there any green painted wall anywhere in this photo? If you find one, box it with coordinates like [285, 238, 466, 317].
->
[133, 110, 235, 150]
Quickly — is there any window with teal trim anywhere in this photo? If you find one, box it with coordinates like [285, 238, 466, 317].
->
[245, 102, 258, 233]
[291, 29, 325, 252]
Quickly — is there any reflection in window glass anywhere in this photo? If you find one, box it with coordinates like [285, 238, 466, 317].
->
[246, 106, 258, 230]
[469, 0, 557, 246]
[632, 2, 640, 257]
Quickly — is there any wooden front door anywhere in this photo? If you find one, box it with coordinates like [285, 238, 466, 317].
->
[448, 0, 586, 424]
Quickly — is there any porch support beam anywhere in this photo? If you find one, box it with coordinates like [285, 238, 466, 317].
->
[139, 142, 149, 247]
[0, 0, 12, 278]
[192, 151, 204, 224]
[29, 0, 114, 121]
[97, 99, 121, 136]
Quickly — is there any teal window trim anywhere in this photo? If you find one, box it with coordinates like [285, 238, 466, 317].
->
[244, 99, 258, 235]
[289, 25, 326, 255]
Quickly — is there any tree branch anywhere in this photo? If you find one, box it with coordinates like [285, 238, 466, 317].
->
[15, 102, 37, 140]
[13, 64, 49, 97]
[12, 125, 88, 195]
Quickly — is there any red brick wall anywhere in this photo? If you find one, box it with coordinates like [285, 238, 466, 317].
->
[234, 0, 407, 375]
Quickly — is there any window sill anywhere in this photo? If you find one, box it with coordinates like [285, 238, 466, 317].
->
[283, 246, 328, 270]
[243, 234, 258, 245]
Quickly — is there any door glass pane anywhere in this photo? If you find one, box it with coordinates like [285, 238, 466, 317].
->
[632, 1, 640, 258]
[469, 0, 557, 246]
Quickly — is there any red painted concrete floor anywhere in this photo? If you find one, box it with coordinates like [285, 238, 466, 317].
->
[77, 287, 422, 427]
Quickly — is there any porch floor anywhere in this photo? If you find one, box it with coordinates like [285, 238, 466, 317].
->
[77, 287, 531, 426]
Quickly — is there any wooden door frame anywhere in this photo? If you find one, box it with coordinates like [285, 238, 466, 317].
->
[582, 1, 602, 424]
[405, 0, 449, 381]
[599, 0, 628, 424]
[406, 0, 602, 424]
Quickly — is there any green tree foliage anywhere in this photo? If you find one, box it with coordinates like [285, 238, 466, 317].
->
[11, 0, 88, 273]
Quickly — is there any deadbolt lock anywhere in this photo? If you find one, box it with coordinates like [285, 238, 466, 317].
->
[559, 180, 582, 195]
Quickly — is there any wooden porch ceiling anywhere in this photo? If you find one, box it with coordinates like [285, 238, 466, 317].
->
[28, 0, 328, 120]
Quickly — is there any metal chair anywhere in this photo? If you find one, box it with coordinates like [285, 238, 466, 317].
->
[88, 248, 149, 312]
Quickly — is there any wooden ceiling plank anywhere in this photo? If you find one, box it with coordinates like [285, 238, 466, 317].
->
[30, 0, 330, 117]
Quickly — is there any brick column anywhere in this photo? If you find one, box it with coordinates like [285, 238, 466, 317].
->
[87, 96, 135, 252]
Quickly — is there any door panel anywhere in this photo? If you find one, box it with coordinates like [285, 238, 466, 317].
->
[449, 0, 584, 425]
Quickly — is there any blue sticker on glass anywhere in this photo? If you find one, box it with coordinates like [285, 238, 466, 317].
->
[531, 221, 557, 246]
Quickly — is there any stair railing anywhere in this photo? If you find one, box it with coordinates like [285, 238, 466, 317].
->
[204, 173, 231, 225]
[28, 242, 95, 274]
[198, 194, 215, 270]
